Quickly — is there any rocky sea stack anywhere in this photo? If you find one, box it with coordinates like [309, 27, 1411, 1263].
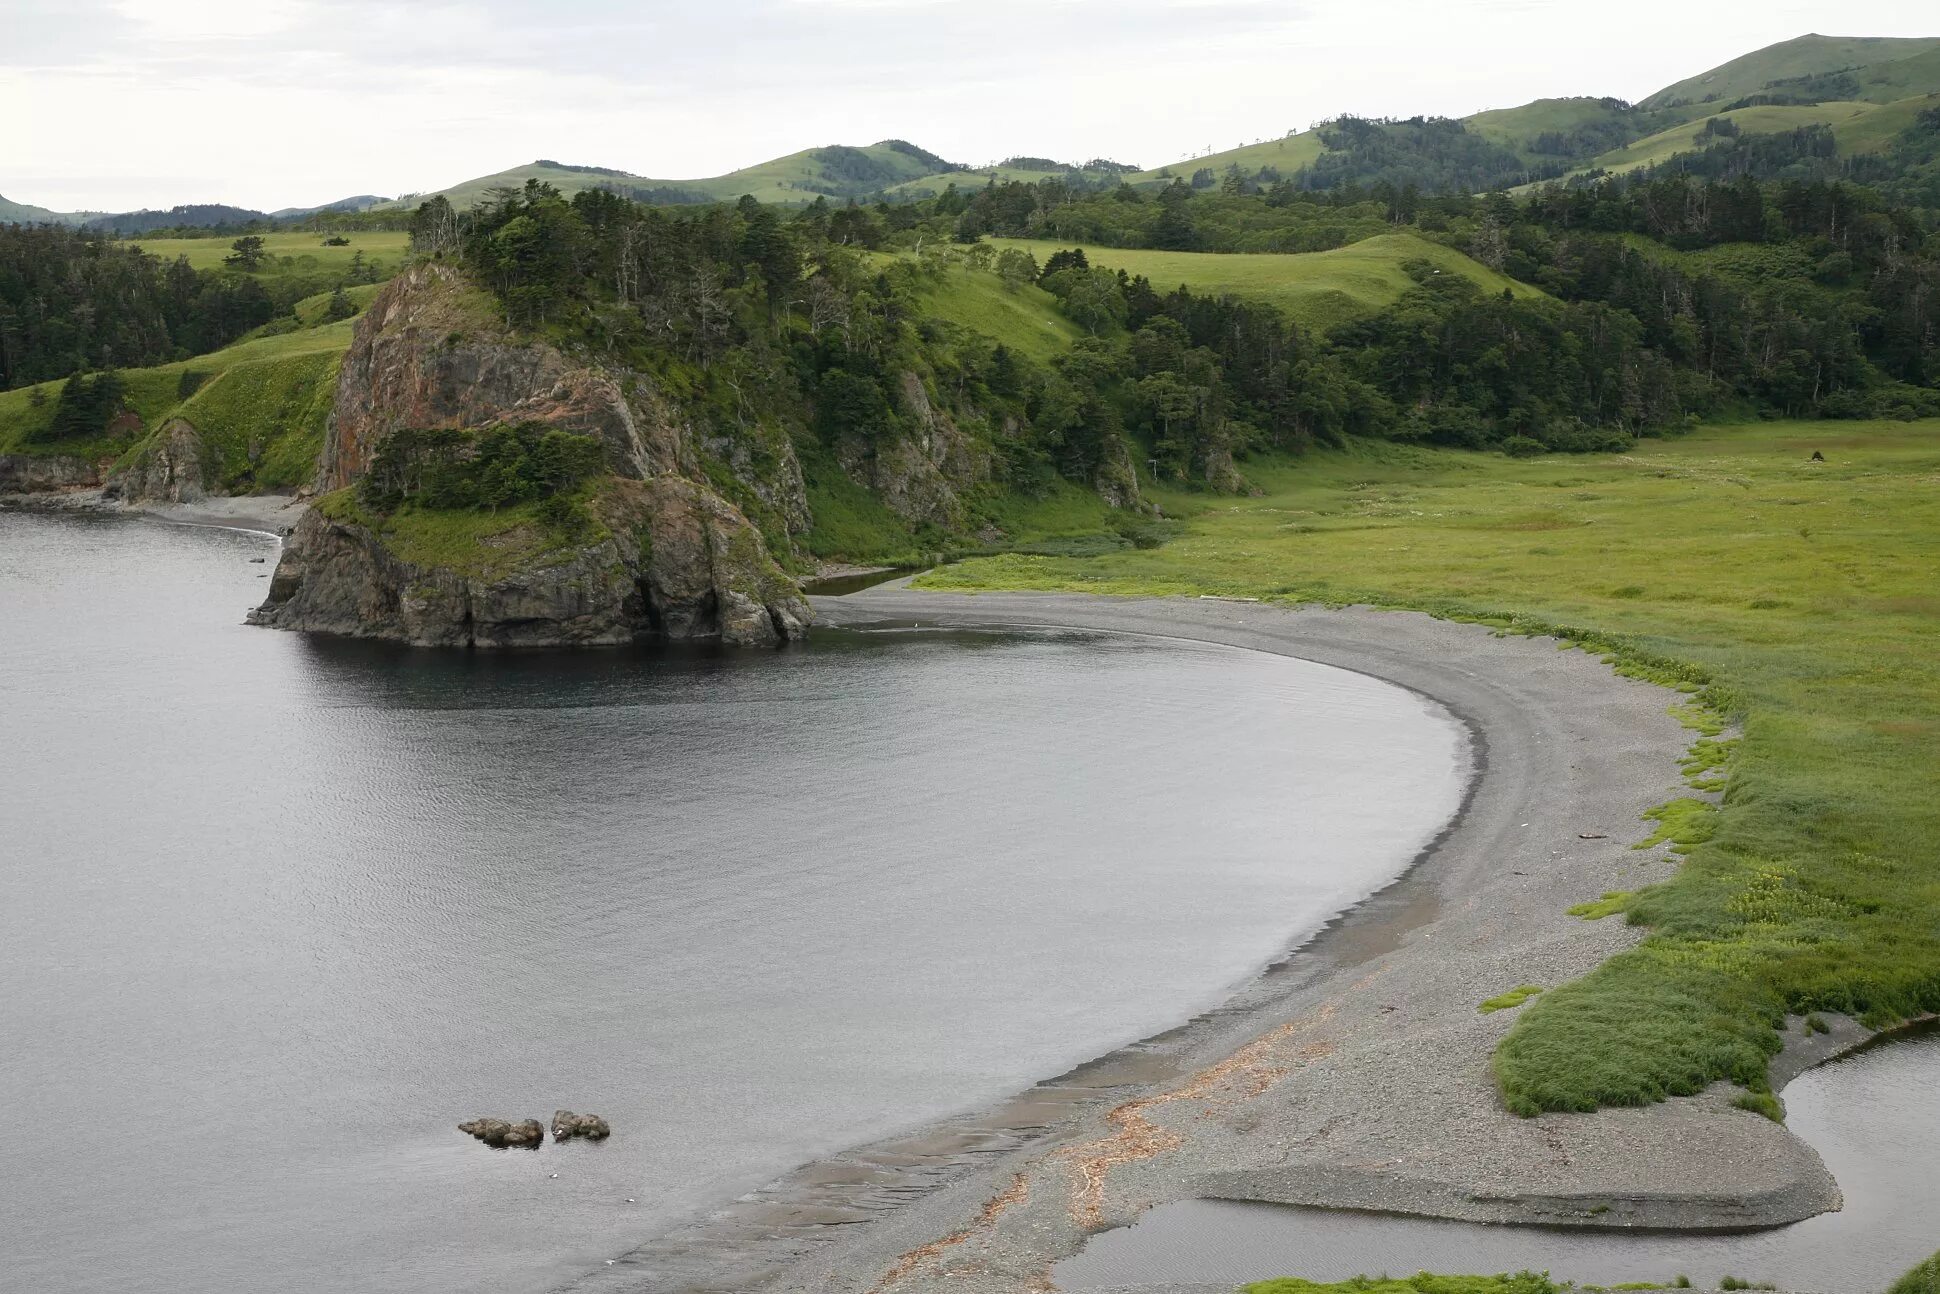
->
[249, 263, 810, 648]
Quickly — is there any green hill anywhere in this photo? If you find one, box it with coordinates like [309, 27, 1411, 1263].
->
[986, 233, 1541, 333]
[1642, 33, 1940, 108]
[390, 141, 960, 211]
[0, 314, 358, 489]
[0, 194, 96, 226]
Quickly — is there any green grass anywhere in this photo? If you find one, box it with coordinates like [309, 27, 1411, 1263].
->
[883, 164, 1130, 201]
[986, 234, 1542, 334]
[121, 230, 408, 274]
[1131, 132, 1329, 186]
[1575, 102, 1878, 178]
[1246, 1274, 1568, 1294]
[1481, 986, 1547, 1014]
[901, 262, 1083, 364]
[315, 486, 599, 581]
[1834, 93, 1940, 152]
[0, 320, 356, 488]
[1890, 1251, 1940, 1294]
[918, 420, 1940, 1117]
[1641, 34, 1940, 109]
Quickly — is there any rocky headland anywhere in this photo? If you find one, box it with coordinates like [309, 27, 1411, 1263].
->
[247, 263, 810, 648]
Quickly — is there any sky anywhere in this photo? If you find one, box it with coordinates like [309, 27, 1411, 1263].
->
[3, 0, 1937, 213]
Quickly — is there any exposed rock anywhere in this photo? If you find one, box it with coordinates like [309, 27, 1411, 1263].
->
[459, 1117, 543, 1149]
[106, 419, 206, 505]
[321, 262, 687, 488]
[1093, 433, 1144, 511]
[550, 1110, 611, 1141]
[251, 476, 809, 648]
[254, 263, 812, 649]
[0, 453, 101, 495]
[836, 372, 992, 530]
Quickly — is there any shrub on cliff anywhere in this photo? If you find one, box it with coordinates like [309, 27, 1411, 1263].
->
[360, 421, 606, 512]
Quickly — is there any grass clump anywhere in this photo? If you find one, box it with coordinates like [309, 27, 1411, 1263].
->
[1246, 1276, 1568, 1294]
[1568, 892, 1636, 920]
[1731, 1091, 1784, 1121]
[1890, 1252, 1940, 1294]
[1480, 986, 1546, 1014]
[919, 420, 1940, 1117]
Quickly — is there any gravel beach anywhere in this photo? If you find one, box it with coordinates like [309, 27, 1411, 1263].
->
[574, 585, 1850, 1294]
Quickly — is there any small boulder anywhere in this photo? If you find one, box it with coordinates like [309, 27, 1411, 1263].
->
[459, 1117, 544, 1149]
[551, 1110, 611, 1141]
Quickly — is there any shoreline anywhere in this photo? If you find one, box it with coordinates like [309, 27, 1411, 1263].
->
[574, 586, 1855, 1294]
[0, 487, 309, 538]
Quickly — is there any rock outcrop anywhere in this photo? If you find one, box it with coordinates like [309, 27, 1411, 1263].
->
[252, 263, 810, 648]
[252, 477, 808, 647]
[550, 1110, 611, 1141]
[459, 1118, 544, 1149]
[836, 372, 992, 530]
[0, 453, 101, 495]
[105, 419, 206, 505]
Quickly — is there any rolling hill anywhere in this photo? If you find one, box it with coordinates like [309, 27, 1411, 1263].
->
[985, 233, 1541, 333]
[386, 141, 963, 211]
[0, 195, 97, 226]
[1641, 33, 1940, 108]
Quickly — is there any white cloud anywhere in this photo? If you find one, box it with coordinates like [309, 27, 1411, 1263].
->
[2, 0, 1935, 211]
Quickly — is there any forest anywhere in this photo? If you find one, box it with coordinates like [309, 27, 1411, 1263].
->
[390, 155, 1935, 527]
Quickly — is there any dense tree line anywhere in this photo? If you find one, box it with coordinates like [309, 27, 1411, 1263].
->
[0, 225, 276, 389]
[408, 157, 1937, 523]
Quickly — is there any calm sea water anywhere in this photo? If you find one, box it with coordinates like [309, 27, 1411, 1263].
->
[1055, 1028, 1940, 1293]
[0, 510, 1465, 1294]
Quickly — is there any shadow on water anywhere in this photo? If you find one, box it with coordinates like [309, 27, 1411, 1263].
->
[1052, 1026, 1940, 1294]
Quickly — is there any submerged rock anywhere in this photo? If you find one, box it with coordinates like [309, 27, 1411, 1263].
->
[551, 1110, 611, 1141]
[459, 1117, 544, 1149]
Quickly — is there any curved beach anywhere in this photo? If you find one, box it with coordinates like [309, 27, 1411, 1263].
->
[576, 584, 1852, 1294]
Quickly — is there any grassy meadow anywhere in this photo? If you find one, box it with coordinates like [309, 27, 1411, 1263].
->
[987, 234, 1540, 333]
[0, 318, 356, 490]
[122, 230, 408, 274]
[920, 419, 1940, 1116]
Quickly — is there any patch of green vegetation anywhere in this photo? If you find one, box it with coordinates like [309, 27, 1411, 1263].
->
[0, 320, 357, 465]
[905, 264, 1083, 364]
[918, 419, 1940, 1118]
[985, 233, 1542, 333]
[1569, 892, 1637, 921]
[1245, 1274, 1569, 1294]
[1481, 986, 1546, 1014]
[291, 282, 384, 327]
[316, 484, 605, 582]
[1731, 1091, 1785, 1121]
[1889, 1250, 1940, 1294]
[1633, 798, 1720, 855]
[122, 230, 408, 275]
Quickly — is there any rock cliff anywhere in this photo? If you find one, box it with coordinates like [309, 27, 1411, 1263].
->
[252, 264, 810, 648]
[105, 419, 206, 505]
[0, 453, 101, 494]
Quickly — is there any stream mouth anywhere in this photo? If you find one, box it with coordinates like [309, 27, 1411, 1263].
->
[1052, 1028, 1940, 1294]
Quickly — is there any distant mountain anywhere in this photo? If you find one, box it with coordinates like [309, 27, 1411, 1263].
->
[270, 195, 390, 219]
[1641, 33, 1940, 108]
[383, 140, 963, 211]
[0, 194, 97, 226]
[84, 205, 268, 235]
[1124, 32, 1940, 198]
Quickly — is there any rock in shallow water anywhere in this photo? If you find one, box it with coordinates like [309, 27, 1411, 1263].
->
[459, 1117, 544, 1149]
[551, 1110, 611, 1141]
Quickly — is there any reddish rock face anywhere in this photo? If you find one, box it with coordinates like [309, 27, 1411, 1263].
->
[253, 263, 811, 650]
[320, 263, 692, 491]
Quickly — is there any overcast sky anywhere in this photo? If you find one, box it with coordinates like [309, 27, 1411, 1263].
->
[4, 0, 1936, 212]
